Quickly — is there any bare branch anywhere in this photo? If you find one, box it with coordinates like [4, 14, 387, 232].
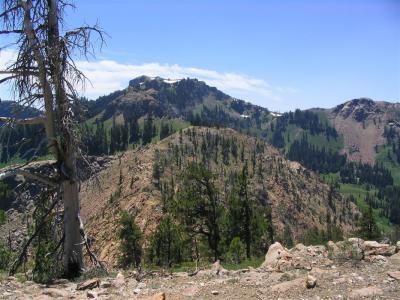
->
[0, 168, 57, 187]
[9, 191, 59, 275]
[0, 70, 39, 76]
[0, 115, 46, 125]
[0, 29, 22, 34]
[0, 4, 21, 19]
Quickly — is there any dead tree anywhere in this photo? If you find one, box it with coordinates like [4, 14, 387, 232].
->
[0, 0, 104, 277]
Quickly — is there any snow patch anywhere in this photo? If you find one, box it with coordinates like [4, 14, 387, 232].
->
[163, 78, 182, 84]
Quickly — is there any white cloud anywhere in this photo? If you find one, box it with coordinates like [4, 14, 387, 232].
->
[1, 49, 296, 108]
[76, 59, 292, 105]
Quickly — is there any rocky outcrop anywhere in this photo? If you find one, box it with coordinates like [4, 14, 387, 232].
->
[261, 242, 333, 272]
[262, 239, 400, 273]
[261, 242, 292, 271]
[363, 240, 396, 256]
[326, 238, 399, 261]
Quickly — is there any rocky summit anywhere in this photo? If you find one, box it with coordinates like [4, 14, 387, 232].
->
[1, 238, 399, 299]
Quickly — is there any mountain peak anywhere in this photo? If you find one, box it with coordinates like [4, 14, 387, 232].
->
[128, 75, 183, 90]
[332, 98, 381, 122]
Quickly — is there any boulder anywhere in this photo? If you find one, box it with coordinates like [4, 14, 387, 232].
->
[305, 274, 317, 289]
[396, 241, 400, 252]
[262, 242, 292, 271]
[363, 241, 396, 256]
[76, 278, 100, 290]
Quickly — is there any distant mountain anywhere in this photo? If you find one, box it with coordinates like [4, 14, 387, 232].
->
[0, 101, 45, 164]
[0, 101, 41, 119]
[317, 98, 400, 164]
[1, 77, 400, 256]
[84, 75, 271, 131]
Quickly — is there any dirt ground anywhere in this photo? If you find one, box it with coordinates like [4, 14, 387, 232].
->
[1, 257, 399, 300]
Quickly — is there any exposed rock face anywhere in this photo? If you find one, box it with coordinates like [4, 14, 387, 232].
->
[332, 98, 382, 122]
[324, 98, 400, 163]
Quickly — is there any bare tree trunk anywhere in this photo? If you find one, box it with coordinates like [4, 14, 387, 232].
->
[62, 179, 84, 274]
[1, 0, 104, 278]
[48, 0, 84, 275]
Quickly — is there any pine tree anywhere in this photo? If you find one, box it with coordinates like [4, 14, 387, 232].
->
[118, 212, 143, 268]
[143, 113, 155, 145]
[146, 215, 186, 267]
[174, 162, 222, 261]
[358, 195, 380, 240]
[129, 118, 140, 144]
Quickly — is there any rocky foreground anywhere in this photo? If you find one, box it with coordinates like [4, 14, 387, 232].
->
[1, 238, 399, 300]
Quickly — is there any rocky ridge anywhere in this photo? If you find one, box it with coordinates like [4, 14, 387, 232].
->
[1, 238, 399, 299]
[80, 127, 359, 266]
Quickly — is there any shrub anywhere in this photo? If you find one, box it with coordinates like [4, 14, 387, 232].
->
[0, 241, 11, 270]
[0, 210, 6, 225]
[227, 237, 246, 264]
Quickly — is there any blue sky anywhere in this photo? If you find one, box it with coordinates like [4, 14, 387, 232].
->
[1, 0, 399, 111]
